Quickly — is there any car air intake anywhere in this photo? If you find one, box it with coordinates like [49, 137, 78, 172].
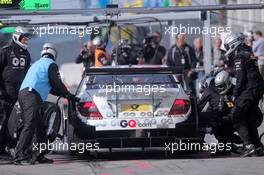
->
[168, 99, 191, 115]
[77, 101, 102, 119]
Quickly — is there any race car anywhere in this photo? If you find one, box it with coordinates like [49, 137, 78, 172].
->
[66, 65, 204, 154]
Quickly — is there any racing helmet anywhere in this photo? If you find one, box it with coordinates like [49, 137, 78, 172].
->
[12, 26, 32, 50]
[41, 43, 57, 60]
[224, 33, 244, 57]
[214, 70, 232, 95]
[93, 36, 104, 48]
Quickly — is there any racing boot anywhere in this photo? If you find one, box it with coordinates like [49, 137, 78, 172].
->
[5, 147, 15, 160]
[241, 144, 256, 157]
[13, 154, 30, 165]
[230, 143, 244, 155]
[37, 155, 54, 164]
[254, 146, 264, 157]
[29, 152, 53, 164]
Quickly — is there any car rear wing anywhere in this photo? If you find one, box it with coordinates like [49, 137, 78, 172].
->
[85, 66, 184, 75]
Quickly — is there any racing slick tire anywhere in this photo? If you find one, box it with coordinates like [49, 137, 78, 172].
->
[67, 119, 79, 155]
[66, 101, 94, 156]
[66, 117, 92, 156]
[43, 102, 62, 142]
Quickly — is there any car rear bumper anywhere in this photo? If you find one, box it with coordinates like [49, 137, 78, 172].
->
[85, 116, 189, 131]
[69, 114, 203, 147]
[67, 97, 202, 148]
[75, 137, 204, 149]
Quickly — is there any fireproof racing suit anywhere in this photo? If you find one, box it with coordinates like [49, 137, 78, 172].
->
[198, 83, 241, 145]
[230, 45, 264, 148]
[0, 42, 31, 154]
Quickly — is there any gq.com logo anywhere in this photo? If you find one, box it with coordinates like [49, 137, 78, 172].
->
[120, 120, 152, 128]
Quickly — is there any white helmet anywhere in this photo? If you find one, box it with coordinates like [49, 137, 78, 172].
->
[214, 70, 232, 95]
[41, 43, 57, 59]
[12, 26, 32, 50]
[92, 36, 104, 47]
[224, 34, 244, 57]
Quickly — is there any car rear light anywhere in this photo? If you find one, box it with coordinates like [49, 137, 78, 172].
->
[77, 101, 102, 119]
[168, 99, 191, 115]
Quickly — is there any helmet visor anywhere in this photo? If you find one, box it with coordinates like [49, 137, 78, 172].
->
[216, 83, 227, 94]
[21, 33, 32, 39]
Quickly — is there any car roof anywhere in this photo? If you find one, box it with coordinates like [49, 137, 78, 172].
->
[89, 65, 169, 69]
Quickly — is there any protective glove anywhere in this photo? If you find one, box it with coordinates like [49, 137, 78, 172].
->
[73, 96, 81, 103]
[66, 93, 80, 103]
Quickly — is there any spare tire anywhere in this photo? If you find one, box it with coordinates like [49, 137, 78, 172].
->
[8, 101, 62, 147]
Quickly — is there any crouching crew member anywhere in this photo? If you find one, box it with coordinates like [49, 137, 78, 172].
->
[199, 71, 242, 156]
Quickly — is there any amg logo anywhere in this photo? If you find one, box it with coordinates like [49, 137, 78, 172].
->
[0, 0, 12, 4]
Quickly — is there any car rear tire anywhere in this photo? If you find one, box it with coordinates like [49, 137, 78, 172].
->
[43, 102, 61, 142]
[66, 100, 93, 156]
[67, 117, 80, 156]
[67, 119, 92, 156]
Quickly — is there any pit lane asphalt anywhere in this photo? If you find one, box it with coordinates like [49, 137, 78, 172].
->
[1, 149, 264, 175]
[1, 124, 264, 175]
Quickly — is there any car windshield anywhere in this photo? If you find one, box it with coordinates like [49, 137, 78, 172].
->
[87, 74, 176, 85]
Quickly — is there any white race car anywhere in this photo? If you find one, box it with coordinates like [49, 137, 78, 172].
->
[66, 65, 203, 153]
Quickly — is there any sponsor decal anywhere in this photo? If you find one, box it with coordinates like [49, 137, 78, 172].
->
[12, 57, 26, 67]
[120, 111, 170, 117]
[120, 119, 152, 128]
